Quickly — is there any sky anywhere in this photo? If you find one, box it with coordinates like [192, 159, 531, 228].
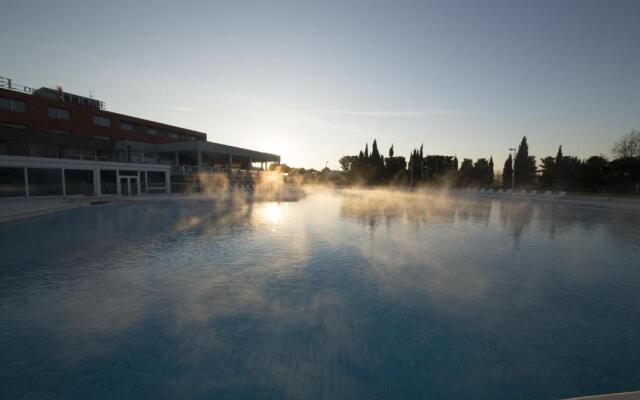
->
[1, 0, 639, 170]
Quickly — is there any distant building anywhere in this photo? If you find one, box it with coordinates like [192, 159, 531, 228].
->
[0, 76, 279, 197]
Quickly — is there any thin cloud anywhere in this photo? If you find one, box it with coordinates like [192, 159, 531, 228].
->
[311, 109, 476, 117]
[173, 106, 195, 112]
[150, 103, 196, 112]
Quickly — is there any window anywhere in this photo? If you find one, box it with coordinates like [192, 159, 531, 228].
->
[100, 170, 117, 194]
[92, 115, 111, 127]
[0, 97, 26, 112]
[130, 151, 144, 163]
[96, 151, 114, 161]
[48, 106, 70, 120]
[64, 169, 94, 195]
[49, 129, 70, 135]
[81, 149, 95, 160]
[145, 127, 157, 135]
[121, 121, 140, 131]
[27, 168, 63, 196]
[61, 147, 82, 160]
[31, 144, 59, 158]
[93, 135, 111, 141]
[6, 141, 30, 156]
[0, 167, 26, 197]
[0, 122, 28, 129]
[166, 131, 178, 139]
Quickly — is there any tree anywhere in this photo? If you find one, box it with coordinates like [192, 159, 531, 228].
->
[422, 155, 458, 186]
[371, 139, 381, 164]
[561, 156, 585, 192]
[488, 157, 495, 187]
[339, 155, 358, 172]
[514, 136, 536, 188]
[607, 157, 640, 193]
[457, 158, 474, 187]
[555, 146, 564, 188]
[539, 156, 556, 189]
[471, 158, 492, 187]
[502, 154, 513, 189]
[385, 154, 407, 184]
[612, 130, 640, 159]
[388, 144, 394, 158]
[584, 156, 609, 192]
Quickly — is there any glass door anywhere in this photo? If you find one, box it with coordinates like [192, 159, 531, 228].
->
[130, 178, 138, 195]
[120, 177, 129, 195]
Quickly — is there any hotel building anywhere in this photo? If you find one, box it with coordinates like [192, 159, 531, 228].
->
[0, 76, 279, 197]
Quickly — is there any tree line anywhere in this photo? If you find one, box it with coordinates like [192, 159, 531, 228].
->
[336, 130, 640, 193]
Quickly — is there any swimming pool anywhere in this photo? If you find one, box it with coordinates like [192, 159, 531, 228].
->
[1, 190, 639, 399]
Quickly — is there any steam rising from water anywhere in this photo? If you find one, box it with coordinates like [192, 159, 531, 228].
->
[1, 189, 639, 399]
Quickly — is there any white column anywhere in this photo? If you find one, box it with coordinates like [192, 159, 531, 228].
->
[145, 171, 149, 194]
[94, 167, 101, 196]
[24, 167, 29, 198]
[136, 171, 141, 195]
[164, 171, 170, 193]
[228, 154, 233, 175]
[61, 168, 66, 196]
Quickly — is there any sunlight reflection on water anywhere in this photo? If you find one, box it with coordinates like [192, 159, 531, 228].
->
[1, 190, 639, 399]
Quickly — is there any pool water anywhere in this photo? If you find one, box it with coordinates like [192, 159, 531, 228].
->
[1, 190, 640, 399]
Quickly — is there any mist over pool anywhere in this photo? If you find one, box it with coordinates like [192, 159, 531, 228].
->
[1, 190, 640, 400]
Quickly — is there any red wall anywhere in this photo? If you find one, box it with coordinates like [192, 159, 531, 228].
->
[0, 88, 207, 144]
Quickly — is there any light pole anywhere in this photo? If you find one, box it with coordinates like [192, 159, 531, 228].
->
[509, 147, 517, 190]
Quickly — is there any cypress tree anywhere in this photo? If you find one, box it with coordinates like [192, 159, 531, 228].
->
[488, 157, 495, 186]
[503, 154, 513, 188]
[514, 136, 534, 187]
[555, 145, 564, 189]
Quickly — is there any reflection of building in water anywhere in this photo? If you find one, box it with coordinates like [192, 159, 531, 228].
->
[0, 76, 279, 197]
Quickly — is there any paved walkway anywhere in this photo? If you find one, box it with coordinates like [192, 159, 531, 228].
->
[0, 197, 92, 223]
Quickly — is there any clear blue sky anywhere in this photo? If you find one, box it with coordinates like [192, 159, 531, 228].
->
[1, 0, 639, 170]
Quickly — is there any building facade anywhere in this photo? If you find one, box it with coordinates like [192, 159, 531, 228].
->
[0, 76, 280, 197]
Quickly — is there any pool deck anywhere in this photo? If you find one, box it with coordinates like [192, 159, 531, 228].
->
[564, 391, 640, 399]
[0, 197, 92, 223]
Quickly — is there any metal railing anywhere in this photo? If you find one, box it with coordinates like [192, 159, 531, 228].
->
[0, 76, 106, 110]
[170, 165, 262, 176]
[0, 76, 36, 95]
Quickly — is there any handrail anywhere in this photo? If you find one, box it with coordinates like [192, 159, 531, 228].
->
[0, 76, 106, 110]
[0, 76, 36, 95]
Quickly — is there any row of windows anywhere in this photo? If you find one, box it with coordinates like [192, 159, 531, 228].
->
[0, 97, 26, 112]
[1, 96, 198, 141]
[1, 123, 112, 142]
[48, 106, 70, 120]
[1, 97, 73, 121]
[118, 121, 193, 140]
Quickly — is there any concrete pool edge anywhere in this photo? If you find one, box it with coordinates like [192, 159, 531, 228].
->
[562, 390, 640, 399]
[0, 197, 92, 223]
